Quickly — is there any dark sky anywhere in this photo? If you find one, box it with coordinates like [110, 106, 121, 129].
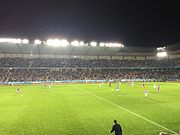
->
[0, 0, 180, 47]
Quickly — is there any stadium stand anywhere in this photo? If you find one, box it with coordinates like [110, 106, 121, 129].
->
[0, 41, 180, 82]
[0, 68, 179, 82]
[0, 58, 179, 68]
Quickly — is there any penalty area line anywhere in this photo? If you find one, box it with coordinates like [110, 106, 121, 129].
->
[73, 86, 178, 135]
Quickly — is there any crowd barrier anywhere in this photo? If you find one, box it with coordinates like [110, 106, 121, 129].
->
[0, 80, 110, 85]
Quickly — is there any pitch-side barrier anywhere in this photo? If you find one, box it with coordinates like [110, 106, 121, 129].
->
[0, 79, 157, 85]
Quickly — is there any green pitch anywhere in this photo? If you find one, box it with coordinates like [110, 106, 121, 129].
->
[0, 82, 180, 135]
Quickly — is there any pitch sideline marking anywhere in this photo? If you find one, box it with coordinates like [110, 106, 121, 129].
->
[73, 86, 178, 134]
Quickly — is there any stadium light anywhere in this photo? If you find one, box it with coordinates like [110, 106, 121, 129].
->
[79, 41, 85, 46]
[34, 39, 42, 45]
[105, 43, 124, 48]
[0, 38, 6, 42]
[71, 40, 80, 46]
[0, 37, 125, 48]
[70, 40, 85, 46]
[0, 38, 24, 44]
[99, 42, 105, 47]
[105, 43, 112, 47]
[99, 42, 124, 48]
[13, 39, 22, 43]
[46, 39, 69, 47]
[90, 42, 97, 47]
[157, 51, 167, 57]
[22, 39, 29, 44]
[157, 47, 166, 51]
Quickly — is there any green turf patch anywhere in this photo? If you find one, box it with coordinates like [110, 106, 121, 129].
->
[0, 82, 180, 135]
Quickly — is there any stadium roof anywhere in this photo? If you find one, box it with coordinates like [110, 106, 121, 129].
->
[0, 42, 179, 56]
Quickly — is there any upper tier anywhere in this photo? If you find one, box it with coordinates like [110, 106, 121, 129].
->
[0, 58, 179, 68]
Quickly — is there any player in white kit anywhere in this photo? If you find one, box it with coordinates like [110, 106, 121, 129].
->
[144, 89, 148, 97]
[153, 83, 156, 89]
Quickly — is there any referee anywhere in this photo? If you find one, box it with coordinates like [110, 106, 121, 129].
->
[110, 120, 122, 135]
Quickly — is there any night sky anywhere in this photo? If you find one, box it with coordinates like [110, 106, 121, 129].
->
[0, 0, 180, 47]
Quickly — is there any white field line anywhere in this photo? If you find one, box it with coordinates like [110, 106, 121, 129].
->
[73, 86, 178, 135]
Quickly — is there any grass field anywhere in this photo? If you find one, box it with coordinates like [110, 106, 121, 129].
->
[0, 82, 180, 135]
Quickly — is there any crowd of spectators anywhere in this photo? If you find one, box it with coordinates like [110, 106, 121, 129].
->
[0, 57, 179, 82]
[0, 58, 30, 67]
[0, 69, 179, 82]
[0, 58, 179, 68]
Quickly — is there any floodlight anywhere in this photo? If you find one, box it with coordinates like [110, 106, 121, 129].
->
[34, 39, 42, 45]
[11, 38, 22, 44]
[99, 42, 105, 47]
[46, 39, 69, 47]
[0, 38, 7, 42]
[157, 47, 166, 51]
[105, 43, 123, 47]
[71, 40, 80, 46]
[60, 39, 69, 47]
[0, 38, 8, 43]
[157, 51, 167, 57]
[79, 41, 85, 46]
[0, 38, 22, 43]
[11, 39, 17, 43]
[17, 39, 22, 43]
[22, 39, 29, 44]
[0, 38, 30, 44]
[90, 42, 97, 46]
[106, 43, 112, 47]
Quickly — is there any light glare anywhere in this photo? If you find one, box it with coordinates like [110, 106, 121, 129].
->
[46, 39, 69, 47]
[157, 47, 166, 51]
[79, 41, 85, 46]
[99, 42, 124, 47]
[34, 39, 42, 45]
[22, 39, 29, 44]
[0, 37, 125, 48]
[157, 52, 167, 57]
[0, 38, 24, 44]
[71, 40, 80, 46]
[90, 42, 97, 46]
[105, 43, 123, 47]
[99, 42, 105, 47]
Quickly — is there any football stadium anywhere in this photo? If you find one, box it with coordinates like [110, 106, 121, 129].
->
[0, 39, 179, 135]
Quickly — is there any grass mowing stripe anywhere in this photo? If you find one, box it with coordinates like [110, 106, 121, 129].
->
[73, 86, 178, 135]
